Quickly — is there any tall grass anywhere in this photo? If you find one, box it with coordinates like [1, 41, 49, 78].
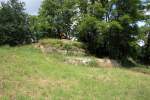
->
[0, 40, 150, 100]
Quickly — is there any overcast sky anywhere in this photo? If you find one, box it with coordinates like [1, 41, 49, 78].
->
[0, 0, 42, 15]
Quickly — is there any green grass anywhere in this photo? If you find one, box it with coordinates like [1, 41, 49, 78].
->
[39, 38, 85, 50]
[0, 40, 150, 100]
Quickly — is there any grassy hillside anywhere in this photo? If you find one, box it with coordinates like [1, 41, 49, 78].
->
[0, 39, 150, 100]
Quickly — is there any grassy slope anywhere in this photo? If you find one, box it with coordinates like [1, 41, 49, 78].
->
[0, 39, 150, 100]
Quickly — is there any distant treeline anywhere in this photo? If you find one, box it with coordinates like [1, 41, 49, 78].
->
[0, 0, 150, 64]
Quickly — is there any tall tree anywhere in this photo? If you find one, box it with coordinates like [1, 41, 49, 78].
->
[39, 0, 76, 38]
[38, 0, 148, 63]
[77, 0, 145, 60]
[106, 0, 144, 59]
[77, 0, 108, 56]
[140, 0, 150, 64]
[0, 0, 31, 45]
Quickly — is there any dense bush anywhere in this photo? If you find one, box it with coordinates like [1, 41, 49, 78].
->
[0, 0, 33, 46]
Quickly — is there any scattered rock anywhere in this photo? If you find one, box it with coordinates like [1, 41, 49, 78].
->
[66, 57, 120, 68]
[96, 58, 120, 68]
[35, 41, 120, 68]
[66, 57, 92, 65]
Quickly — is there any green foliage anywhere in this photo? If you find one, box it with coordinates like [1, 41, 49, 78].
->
[140, 19, 150, 64]
[78, 15, 104, 55]
[0, 0, 31, 45]
[39, 0, 76, 38]
[40, 39, 84, 50]
[37, 0, 148, 62]
[76, 0, 145, 60]
[88, 1, 105, 20]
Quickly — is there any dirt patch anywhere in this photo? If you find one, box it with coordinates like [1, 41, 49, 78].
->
[35, 43, 57, 53]
[96, 58, 120, 68]
[34, 40, 120, 68]
[66, 57, 120, 68]
[66, 57, 92, 65]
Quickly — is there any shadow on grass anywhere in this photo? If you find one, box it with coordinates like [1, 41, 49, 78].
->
[120, 58, 150, 75]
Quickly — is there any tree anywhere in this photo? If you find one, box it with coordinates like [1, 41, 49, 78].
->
[0, 0, 31, 45]
[39, 0, 76, 38]
[143, 22, 150, 64]
[78, 15, 109, 57]
[140, 0, 150, 64]
[38, 0, 148, 63]
[106, 0, 144, 59]
[77, 0, 145, 60]
[76, 1, 108, 57]
[28, 15, 44, 39]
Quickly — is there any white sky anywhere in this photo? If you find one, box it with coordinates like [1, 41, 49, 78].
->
[0, 0, 42, 15]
